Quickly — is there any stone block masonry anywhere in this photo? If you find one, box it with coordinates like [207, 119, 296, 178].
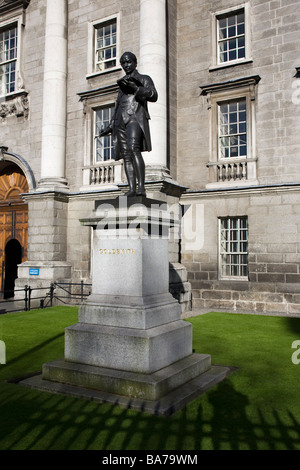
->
[181, 185, 300, 316]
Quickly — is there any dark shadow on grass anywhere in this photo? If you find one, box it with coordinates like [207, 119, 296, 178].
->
[1, 379, 300, 450]
[285, 317, 300, 335]
[208, 381, 257, 449]
[207, 381, 300, 450]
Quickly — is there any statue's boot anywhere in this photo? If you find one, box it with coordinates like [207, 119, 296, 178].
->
[123, 157, 136, 196]
[132, 152, 146, 197]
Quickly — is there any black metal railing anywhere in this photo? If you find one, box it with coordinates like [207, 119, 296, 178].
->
[0, 281, 92, 314]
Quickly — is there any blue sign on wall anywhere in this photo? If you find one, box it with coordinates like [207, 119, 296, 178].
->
[29, 268, 39, 276]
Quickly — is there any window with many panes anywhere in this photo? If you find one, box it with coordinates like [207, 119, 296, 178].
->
[217, 10, 245, 64]
[87, 15, 120, 78]
[218, 99, 247, 159]
[94, 106, 115, 162]
[219, 217, 248, 279]
[95, 18, 117, 72]
[0, 23, 18, 95]
[210, 4, 251, 70]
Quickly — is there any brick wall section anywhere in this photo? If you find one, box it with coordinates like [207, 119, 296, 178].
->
[187, 279, 300, 315]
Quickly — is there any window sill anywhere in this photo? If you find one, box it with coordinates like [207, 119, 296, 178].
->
[206, 179, 258, 190]
[209, 59, 253, 72]
[0, 89, 28, 101]
[86, 67, 122, 80]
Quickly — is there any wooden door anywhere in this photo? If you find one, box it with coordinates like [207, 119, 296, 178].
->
[0, 165, 28, 296]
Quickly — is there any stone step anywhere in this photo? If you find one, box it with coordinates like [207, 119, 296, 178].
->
[20, 362, 233, 416]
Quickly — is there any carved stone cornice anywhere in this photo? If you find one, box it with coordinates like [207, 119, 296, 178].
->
[0, 0, 30, 14]
[77, 83, 119, 114]
[200, 75, 261, 96]
[77, 83, 119, 101]
[200, 75, 261, 109]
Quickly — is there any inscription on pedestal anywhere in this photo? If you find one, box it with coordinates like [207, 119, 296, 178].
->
[99, 249, 136, 255]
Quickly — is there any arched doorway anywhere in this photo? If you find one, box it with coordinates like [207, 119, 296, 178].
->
[4, 239, 22, 299]
[0, 162, 28, 298]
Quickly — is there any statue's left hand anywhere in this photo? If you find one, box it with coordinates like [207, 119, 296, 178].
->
[118, 77, 139, 93]
[126, 78, 139, 92]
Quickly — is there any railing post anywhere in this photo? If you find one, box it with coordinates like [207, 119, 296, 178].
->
[24, 285, 29, 311]
[81, 280, 84, 302]
[49, 283, 55, 307]
[28, 286, 32, 311]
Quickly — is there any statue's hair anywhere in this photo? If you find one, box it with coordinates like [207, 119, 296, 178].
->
[120, 51, 137, 64]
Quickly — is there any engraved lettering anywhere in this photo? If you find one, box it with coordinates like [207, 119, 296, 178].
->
[99, 248, 136, 254]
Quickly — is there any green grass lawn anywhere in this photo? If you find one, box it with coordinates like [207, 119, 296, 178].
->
[0, 306, 300, 450]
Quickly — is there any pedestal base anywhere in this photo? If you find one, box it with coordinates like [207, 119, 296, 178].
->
[44, 353, 211, 400]
[64, 320, 192, 374]
[20, 357, 232, 416]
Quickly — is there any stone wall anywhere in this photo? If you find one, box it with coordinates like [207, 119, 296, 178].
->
[166, 0, 178, 179]
[182, 185, 300, 315]
[176, 0, 300, 315]
[25, 194, 68, 262]
[66, 0, 141, 193]
[0, 0, 46, 181]
[176, 0, 300, 189]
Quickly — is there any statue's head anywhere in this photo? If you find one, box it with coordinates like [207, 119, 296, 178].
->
[120, 51, 137, 65]
[120, 52, 137, 74]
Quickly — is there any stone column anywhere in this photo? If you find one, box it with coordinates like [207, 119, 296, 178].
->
[39, 0, 68, 189]
[140, 0, 169, 180]
[15, 0, 71, 298]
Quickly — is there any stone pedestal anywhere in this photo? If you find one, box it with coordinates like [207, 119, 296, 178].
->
[21, 196, 230, 415]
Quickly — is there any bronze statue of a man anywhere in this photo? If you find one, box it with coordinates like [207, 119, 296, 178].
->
[100, 52, 158, 197]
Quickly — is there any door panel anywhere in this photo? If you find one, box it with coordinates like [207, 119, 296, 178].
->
[0, 165, 29, 296]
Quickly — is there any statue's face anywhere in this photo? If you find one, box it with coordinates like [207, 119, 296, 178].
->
[120, 55, 137, 74]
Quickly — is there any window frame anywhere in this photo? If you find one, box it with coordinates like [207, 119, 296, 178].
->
[200, 75, 260, 188]
[218, 216, 248, 280]
[93, 105, 115, 163]
[77, 83, 123, 190]
[0, 22, 18, 95]
[0, 13, 24, 98]
[210, 3, 252, 70]
[87, 14, 121, 79]
[218, 97, 248, 160]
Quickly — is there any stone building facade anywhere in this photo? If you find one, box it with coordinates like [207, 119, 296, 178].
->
[0, 0, 299, 315]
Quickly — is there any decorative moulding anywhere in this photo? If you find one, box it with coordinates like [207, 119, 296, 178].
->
[200, 75, 261, 109]
[0, 0, 30, 14]
[77, 83, 119, 114]
[0, 91, 29, 119]
[200, 75, 261, 96]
